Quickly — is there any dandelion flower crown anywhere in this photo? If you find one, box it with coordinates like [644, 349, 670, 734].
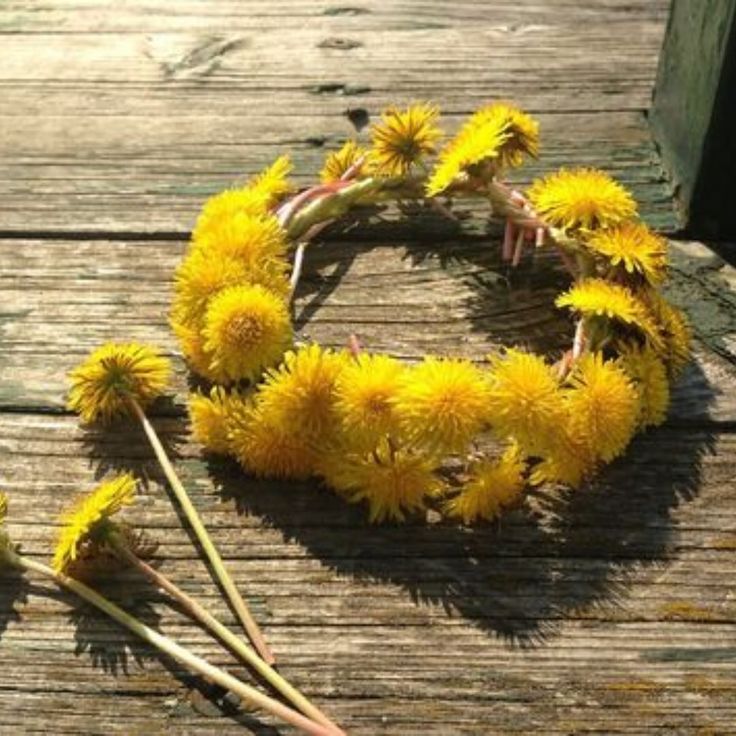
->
[171, 102, 692, 524]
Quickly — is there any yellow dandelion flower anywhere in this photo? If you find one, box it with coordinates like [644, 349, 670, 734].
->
[203, 284, 292, 383]
[192, 187, 271, 243]
[426, 106, 510, 196]
[173, 248, 289, 326]
[529, 426, 595, 489]
[317, 439, 443, 523]
[644, 292, 692, 377]
[565, 353, 639, 463]
[0, 492, 11, 556]
[192, 210, 289, 271]
[370, 102, 442, 176]
[228, 404, 317, 480]
[256, 344, 349, 440]
[556, 278, 664, 351]
[170, 318, 220, 382]
[395, 357, 491, 454]
[53, 474, 136, 573]
[588, 222, 668, 285]
[486, 349, 565, 454]
[334, 353, 406, 448]
[320, 140, 370, 183]
[466, 102, 539, 169]
[247, 154, 294, 206]
[621, 345, 670, 428]
[446, 445, 526, 524]
[68, 343, 171, 423]
[188, 386, 250, 455]
[528, 168, 637, 233]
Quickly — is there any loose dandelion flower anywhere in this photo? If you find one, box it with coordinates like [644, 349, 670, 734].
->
[189, 387, 250, 454]
[487, 349, 565, 454]
[334, 353, 406, 448]
[565, 353, 639, 463]
[203, 284, 292, 383]
[68, 343, 171, 423]
[556, 278, 664, 351]
[528, 168, 637, 233]
[395, 357, 491, 454]
[53, 474, 137, 573]
[318, 439, 443, 523]
[255, 344, 349, 440]
[320, 140, 369, 183]
[228, 404, 317, 480]
[588, 222, 668, 285]
[621, 345, 670, 428]
[370, 103, 442, 176]
[446, 445, 526, 524]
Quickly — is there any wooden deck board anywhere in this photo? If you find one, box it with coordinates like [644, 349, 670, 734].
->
[2, 1, 736, 734]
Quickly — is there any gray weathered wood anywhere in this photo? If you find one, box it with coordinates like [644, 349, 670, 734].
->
[651, 0, 736, 240]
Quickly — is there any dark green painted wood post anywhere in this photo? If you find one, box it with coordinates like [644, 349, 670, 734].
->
[651, 0, 736, 241]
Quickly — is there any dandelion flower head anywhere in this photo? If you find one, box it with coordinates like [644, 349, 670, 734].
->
[53, 474, 137, 573]
[395, 357, 491, 454]
[67, 342, 171, 423]
[528, 168, 637, 233]
[370, 102, 442, 176]
[202, 284, 292, 383]
[446, 445, 526, 524]
[318, 439, 443, 523]
[588, 221, 668, 286]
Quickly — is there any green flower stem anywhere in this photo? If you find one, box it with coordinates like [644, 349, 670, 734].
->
[3, 550, 332, 736]
[107, 533, 343, 735]
[127, 397, 275, 666]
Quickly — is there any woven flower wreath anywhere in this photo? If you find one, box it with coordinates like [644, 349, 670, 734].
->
[169, 102, 692, 524]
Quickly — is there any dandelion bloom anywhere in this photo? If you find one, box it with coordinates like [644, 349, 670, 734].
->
[192, 210, 289, 270]
[427, 102, 539, 196]
[255, 344, 349, 440]
[247, 154, 294, 205]
[529, 427, 595, 489]
[320, 140, 369, 183]
[565, 353, 639, 463]
[446, 445, 526, 524]
[68, 342, 171, 423]
[53, 474, 136, 573]
[395, 357, 491, 454]
[192, 188, 271, 243]
[587, 222, 668, 285]
[487, 349, 565, 455]
[228, 405, 317, 480]
[334, 353, 406, 448]
[203, 284, 292, 383]
[528, 168, 636, 233]
[556, 278, 664, 351]
[644, 292, 692, 377]
[370, 103, 442, 176]
[317, 439, 443, 523]
[621, 345, 670, 428]
[189, 386, 250, 455]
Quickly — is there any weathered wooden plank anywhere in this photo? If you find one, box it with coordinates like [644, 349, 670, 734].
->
[1, 238, 734, 423]
[0, 0, 671, 34]
[1, 413, 735, 733]
[0, 1, 672, 231]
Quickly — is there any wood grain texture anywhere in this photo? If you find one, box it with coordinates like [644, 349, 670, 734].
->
[0, 0, 673, 232]
[4, 1, 736, 734]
